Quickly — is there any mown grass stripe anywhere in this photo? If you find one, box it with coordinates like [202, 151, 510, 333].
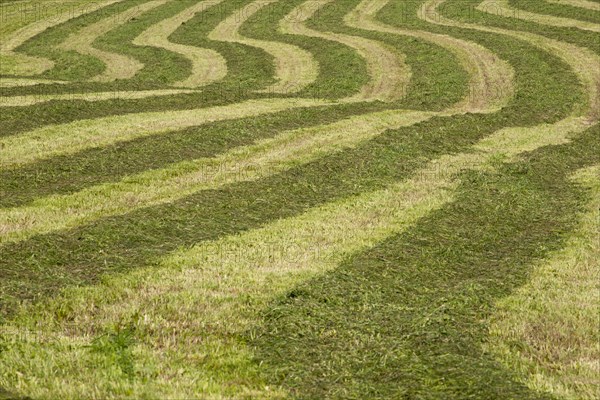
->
[422, 0, 600, 121]
[253, 123, 599, 399]
[0, 20, 583, 316]
[0, 78, 67, 88]
[476, 0, 600, 33]
[546, 0, 600, 11]
[346, 0, 514, 113]
[208, 0, 319, 94]
[0, 101, 389, 208]
[0, 110, 435, 243]
[516, 0, 600, 23]
[0, 147, 456, 399]
[0, 88, 198, 106]
[0, 97, 332, 168]
[282, 0, 410, 102]
[0, 89, 596, 400]
[0, 0, 123, 75]
[0, 1, 474, 207]
[59, 0, 170, 82]
[0, 0, 365, 136]
[488, 164, 600, 400]
[132, 0, 227, 88]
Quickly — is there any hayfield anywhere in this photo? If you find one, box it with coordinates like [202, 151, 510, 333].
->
[0, 0, 598, 398]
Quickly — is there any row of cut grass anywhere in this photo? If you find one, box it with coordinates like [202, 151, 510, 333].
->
[1, 84, 596, 399]
[0, 0, 472, 203]
[253, 123, 599, 399]
[488, 164, 599, 400]
[0, 26, 582, 316]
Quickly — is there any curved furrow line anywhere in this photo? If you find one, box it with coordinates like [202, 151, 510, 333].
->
[0, 110, 435, 243]
[0, 96, 595, 399]
[0, 88, 198, 107]
[488, 164, 600, 400]
[422, 0, 600, 124]
[59, 0, 170, 82]
[132, 0, 227, 88]
[345, 0, 514, 113]
[476, 0, 600, 33]
[0, 0, 124, 76]
[281, 0, 410, 102]
[546, 0, 600, 11]
[0, 98, 332, 169]
[207, 0, 319, 94]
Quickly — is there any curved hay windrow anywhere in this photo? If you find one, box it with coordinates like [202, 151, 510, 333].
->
[346, 0, 514, 113]
[133, 0, 227, 88]
[0, 81, 594, 398]
[59, 0, 170, 82]
[546, 0, 600, 11]
[0, 78, 68, 88]
[476, 0, 600, 33]
[0, 0, 123, 75]
[487, 165, 600, 400]
[0, 110, 435, 243]
[0, 88, 198, 107]
[0, 150, 458, 398]
[0, 98, 331, 169]
[281, 0, 410, 102]
[208, 0, 319, 94]
[421, 0, 600, 123]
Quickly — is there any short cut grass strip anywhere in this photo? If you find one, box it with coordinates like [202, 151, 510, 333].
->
[0, 97, 332, 169]
[488, 164, 600, 400]
[59, 0, 170, 82]
[132, 0, 228, 88]
[546, 0, 600, 11]
[476, 0, 600, 33]
[208, 0, 319, 94]
[345, 0, 514, 113]
[0, 88, 198, 107]
[281, 0, 410, 102]
[0, 0, 124, 75]
[0, 109, 435, 243]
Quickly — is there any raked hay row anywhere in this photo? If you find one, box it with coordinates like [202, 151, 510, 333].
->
[0, 0, 598, 399]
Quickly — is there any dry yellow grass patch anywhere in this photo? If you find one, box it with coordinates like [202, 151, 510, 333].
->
[0, 0, 123, 75]
[208, 0, 319, 94]
[477, 0, 600, 33]
[0, 88, 198, 107]
[346, 0, 514, 113]
[59, 0, 169, 82]
[281, 0, 410, 102]
[0, 97, 331, 169]
[546, 0, 600, 11]
[487, 165, 600, 400]
[133, 0, 228, 88]
[0, 109, 435, 243]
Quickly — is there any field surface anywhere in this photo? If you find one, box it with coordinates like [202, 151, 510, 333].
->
[0, 0, 598, 399]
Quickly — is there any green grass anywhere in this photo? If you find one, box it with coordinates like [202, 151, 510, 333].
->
[507, 0, 600, 24]
[0, 0, 598, 398]
[252, 124, 599, 399]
